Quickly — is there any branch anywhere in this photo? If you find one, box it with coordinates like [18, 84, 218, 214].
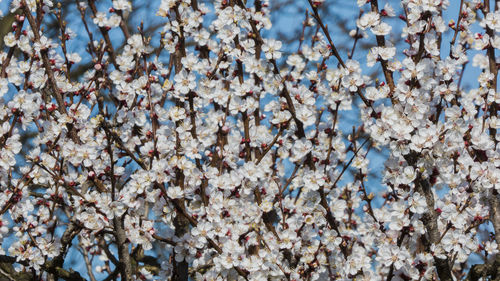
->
[0, 254, 85, 281]
[44, 221, 82, 280]
[306, 0, 376, 112]
[20, 0, 66, 114]
[369, 0, 395, 93]
[464, 259, 498, 281]
[87, 0, 119, 69]
[405, 153, 454, 281]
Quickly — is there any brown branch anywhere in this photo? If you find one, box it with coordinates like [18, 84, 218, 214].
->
[1, 14, 24, 78]
[370, 0, 395, 93]
[306, 0, 376, 112]
[20, 0, 66, 114]
[87, 0, 119, 68]
[153, 186, 249, 280]
[464, 258, 498, 281]
[405, 153, 454, 281]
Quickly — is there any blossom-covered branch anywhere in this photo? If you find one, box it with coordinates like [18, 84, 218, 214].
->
[0, 0, 500, 280]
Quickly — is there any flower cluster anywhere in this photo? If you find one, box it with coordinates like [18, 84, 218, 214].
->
[0, 0, 499, 280]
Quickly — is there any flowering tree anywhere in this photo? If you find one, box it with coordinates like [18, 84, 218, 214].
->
[1, 0, 500, 280]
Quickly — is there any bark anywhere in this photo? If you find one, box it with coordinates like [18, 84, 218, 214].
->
[405, 153, 454, 281]
[113, 216, 133, 281]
